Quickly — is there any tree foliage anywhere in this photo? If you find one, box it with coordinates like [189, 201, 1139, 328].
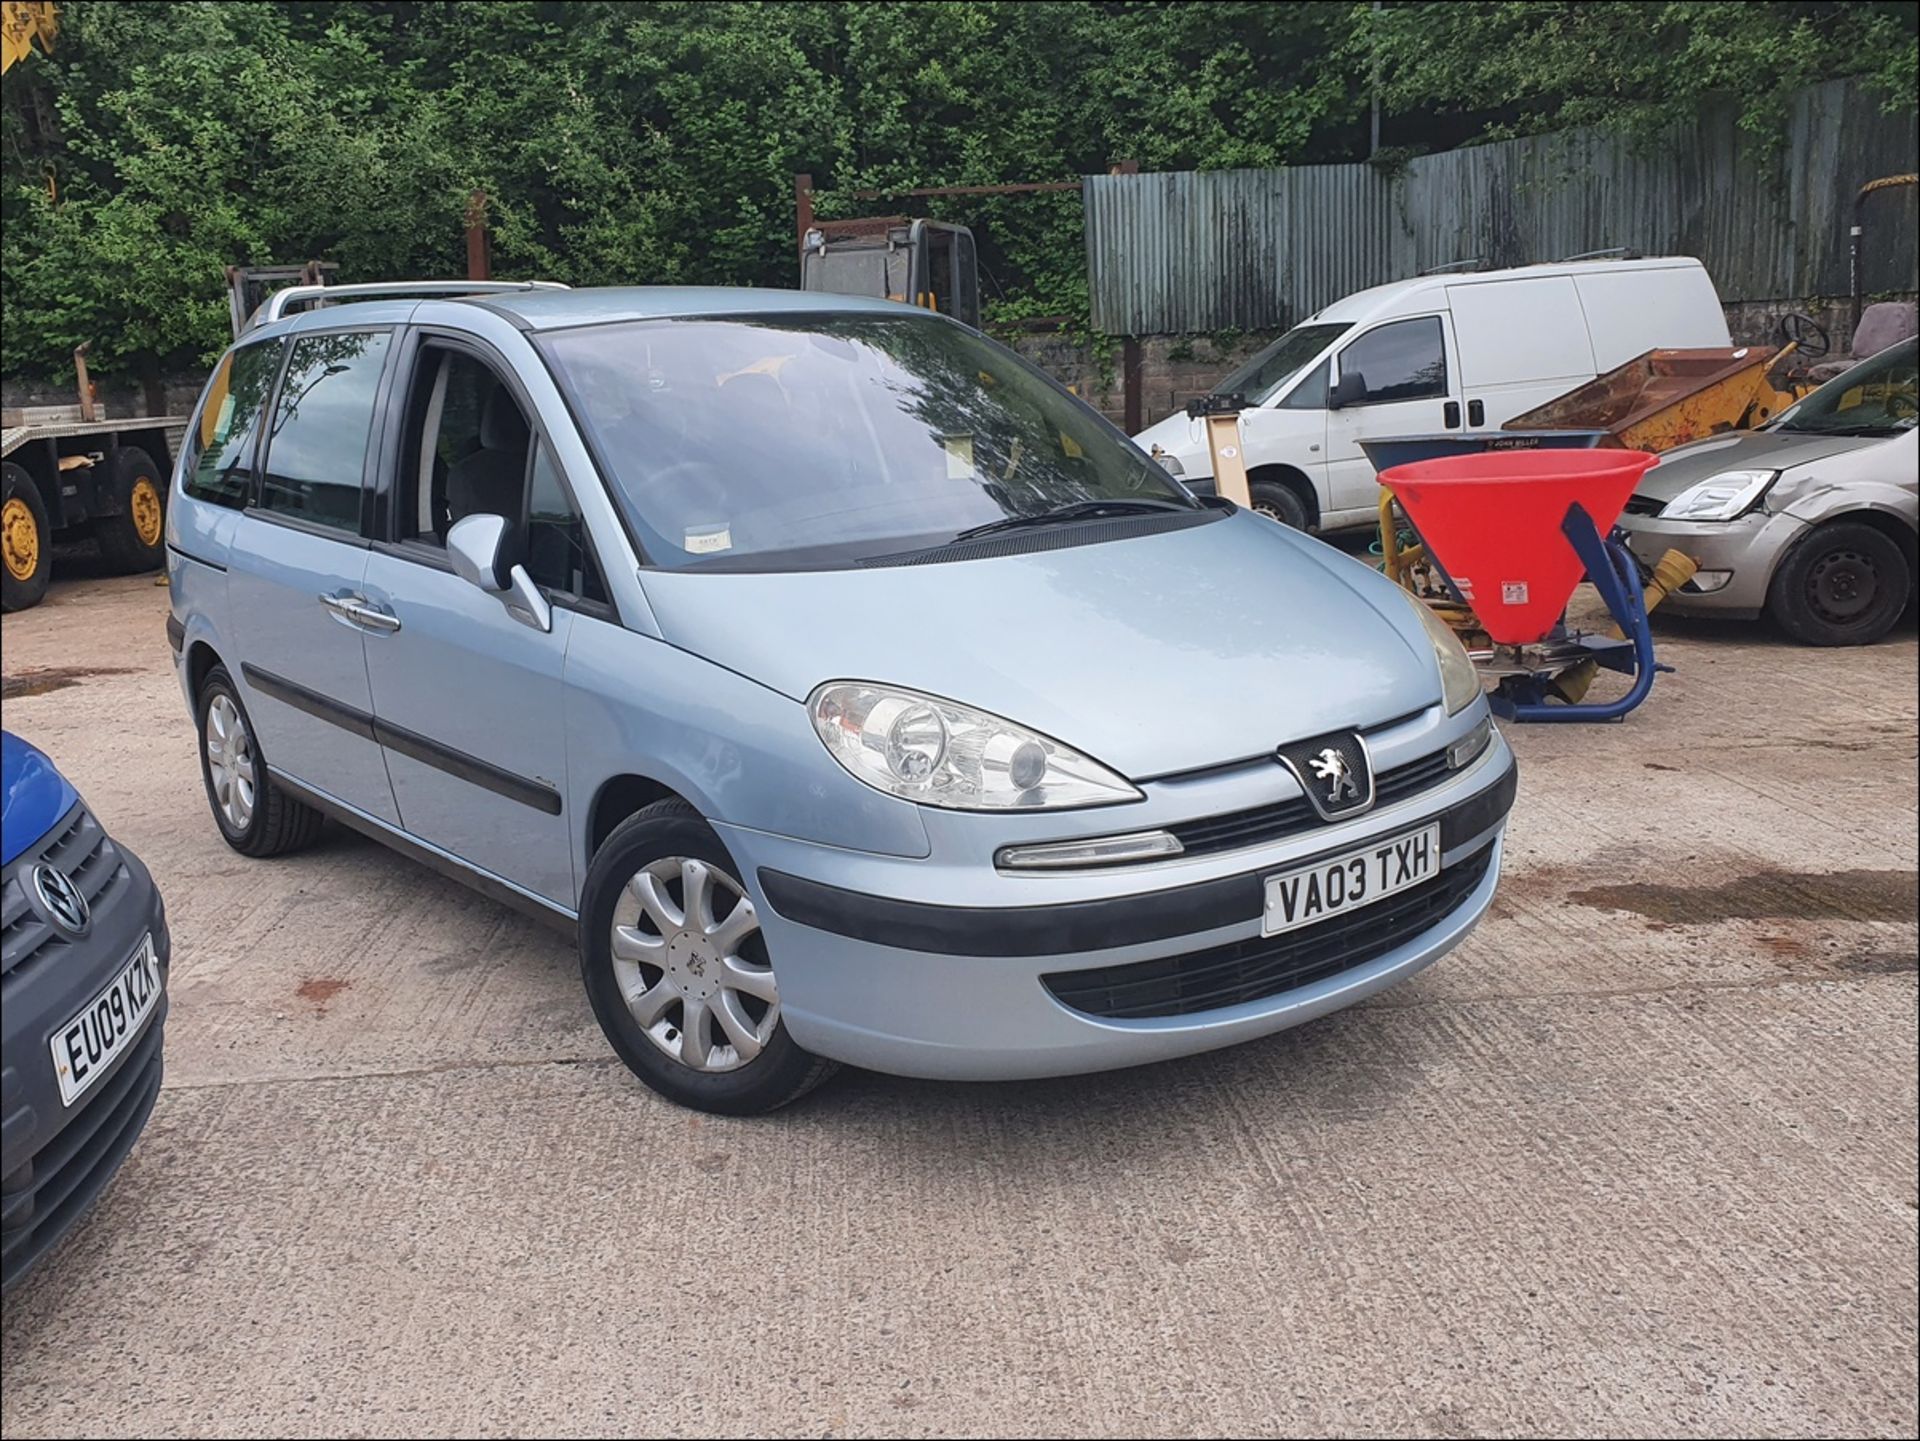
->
[2, 1, 1911, 382]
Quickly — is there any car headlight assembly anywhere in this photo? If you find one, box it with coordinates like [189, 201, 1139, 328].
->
[1150, 446, 1184, 477]
[1659, 469, 1778, 521]
[810, 682, 1141, 810]
[1409, 596, 1482, 716]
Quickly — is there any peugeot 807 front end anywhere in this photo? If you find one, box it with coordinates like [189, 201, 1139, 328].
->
[167, 285, 1511, 1115]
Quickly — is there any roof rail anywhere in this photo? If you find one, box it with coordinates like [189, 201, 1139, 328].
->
[1559, 247, 1642, 263]
[1420, 257, 1489, 276]
[250, 280, 570, 330]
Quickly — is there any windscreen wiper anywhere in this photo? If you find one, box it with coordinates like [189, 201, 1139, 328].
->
[950, 498, 1191, 543]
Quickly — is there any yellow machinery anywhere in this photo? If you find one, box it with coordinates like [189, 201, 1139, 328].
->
[1, 1, 56, 74]
[1504, 343, 1808, 452]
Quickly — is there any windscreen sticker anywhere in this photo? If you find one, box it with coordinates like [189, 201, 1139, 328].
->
[943, 435, 975, 479]
[685, 525, 733, 555]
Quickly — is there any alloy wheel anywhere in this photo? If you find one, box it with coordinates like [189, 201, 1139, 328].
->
[610, 856, 779, 1073]
[206, 694, 257, 832]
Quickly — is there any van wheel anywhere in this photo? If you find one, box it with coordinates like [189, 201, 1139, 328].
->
[2, 462, 52, 612]
[94, 446, 168, 574]
[579, 799, 837, 1115]
[1766, 520, 1911, 647]
[196, 666, 326, 856]
[1248, 478, 1309, 531]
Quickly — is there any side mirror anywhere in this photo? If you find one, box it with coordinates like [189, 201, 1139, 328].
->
[446, 513, 552, 634]
[1327, 372, 1366, 410]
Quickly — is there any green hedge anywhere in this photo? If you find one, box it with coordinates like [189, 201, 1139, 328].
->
[3, 1, 1911, 381]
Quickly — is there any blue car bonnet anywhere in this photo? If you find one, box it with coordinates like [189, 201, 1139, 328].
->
[1, 730, 79, 866]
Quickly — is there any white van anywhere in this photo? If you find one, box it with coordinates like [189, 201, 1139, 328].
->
[1132, 257, 1731, 530]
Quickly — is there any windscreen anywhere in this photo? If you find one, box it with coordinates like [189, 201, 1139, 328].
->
[1771, 338, 1918, 437]
[1212, 323, 1351, 405]
[537, 313, 1192, 568]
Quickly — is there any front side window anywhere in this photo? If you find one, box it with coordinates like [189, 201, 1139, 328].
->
[525, 442, 607, 604]
[183, 340, 284, 508]
[257, 330, 392, 533]
[537, 313, 1191, 569]
[1337, 317, 1449, 405]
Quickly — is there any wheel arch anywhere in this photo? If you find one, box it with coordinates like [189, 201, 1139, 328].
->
[585, 772, 697, 863]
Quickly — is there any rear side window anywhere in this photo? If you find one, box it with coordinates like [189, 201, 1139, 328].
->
[182, 341, 283, 509]
[1338, 318, 1448, 405]
[257, 330, 392, 533]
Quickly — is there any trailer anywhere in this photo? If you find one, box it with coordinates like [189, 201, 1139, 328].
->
[2, 397, 189, 613]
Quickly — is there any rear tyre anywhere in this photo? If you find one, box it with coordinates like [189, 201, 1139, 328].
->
[1765, 520, 1912, 647]
[1248, 477, 1310, 531]
[2, 461, 52, 613]
[579, 798, 837, 1115]
[196, 665, 326, 856]
[94, 446, 168, 574]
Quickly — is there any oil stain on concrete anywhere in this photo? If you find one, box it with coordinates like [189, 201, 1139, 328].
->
[1569, 868, 1919, 924]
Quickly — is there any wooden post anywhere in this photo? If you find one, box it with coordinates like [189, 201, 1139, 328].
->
[794, 173, 814, 259]
[1204, 413, 1252, 508]
[465, 190, 492, 280]
[1122, 335, 1143, 434]
[72, 342, 95, 423]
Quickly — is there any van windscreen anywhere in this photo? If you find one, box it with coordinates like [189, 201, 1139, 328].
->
[1213, 323, 1350, 405]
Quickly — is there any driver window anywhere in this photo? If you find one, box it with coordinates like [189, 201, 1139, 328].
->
[398, 347, 532, 546]
[1336, 317, 1448, 405]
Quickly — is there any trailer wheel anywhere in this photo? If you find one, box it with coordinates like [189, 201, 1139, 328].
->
[2, 461, 52, 613]
[95, 446, 168, 574]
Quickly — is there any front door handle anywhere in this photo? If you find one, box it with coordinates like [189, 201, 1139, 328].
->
[318, 592, 401, 634]
[1443, 400, 1462, 429]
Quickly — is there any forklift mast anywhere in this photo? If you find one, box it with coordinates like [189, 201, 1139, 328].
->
[800, 219, 981, 329]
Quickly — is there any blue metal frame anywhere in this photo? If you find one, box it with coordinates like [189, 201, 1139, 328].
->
[1491, 502, 1662, 724]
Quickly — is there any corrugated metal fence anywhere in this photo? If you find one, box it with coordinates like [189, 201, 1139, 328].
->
[1085, 79, 1918, 336]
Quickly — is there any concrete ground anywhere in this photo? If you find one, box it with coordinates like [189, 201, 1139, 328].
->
[1, 557, 1914, 1439]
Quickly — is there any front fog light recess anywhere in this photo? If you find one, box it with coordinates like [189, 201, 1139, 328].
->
[810, 682, 1141, 810]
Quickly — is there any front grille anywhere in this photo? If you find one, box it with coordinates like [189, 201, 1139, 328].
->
[1, 804, 127, 980]
[0, 1010, 164, 1290]
[1042, 844, 1495, 1019]
[1169, 746, 1455, 858]
[1623, 494, 1664, 517]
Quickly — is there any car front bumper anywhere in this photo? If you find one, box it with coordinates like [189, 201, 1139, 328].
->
[1618, 508, 1809, 619]
[721, 723, 1515, 1081]
[1, 812, 170, 1293]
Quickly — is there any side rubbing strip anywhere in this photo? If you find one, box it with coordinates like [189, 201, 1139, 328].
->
[239, 664, 561, 815]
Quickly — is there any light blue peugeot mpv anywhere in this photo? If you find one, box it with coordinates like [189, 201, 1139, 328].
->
[166, 282, 1515, 1113]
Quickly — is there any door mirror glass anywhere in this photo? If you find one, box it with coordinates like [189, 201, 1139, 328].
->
[447, 513, 551, 634]
[1328, 371, 1366, 410]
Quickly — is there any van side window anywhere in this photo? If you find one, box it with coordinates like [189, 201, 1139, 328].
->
[1337, 318, 1448, 405]
[525, 441, 608, 606]
[182, 340, 284, 509]
[258, 330, 392, 533]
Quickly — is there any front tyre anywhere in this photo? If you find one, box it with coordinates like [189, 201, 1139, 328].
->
[579, 799, 836, 1115]
[1766, 520, 1912, 647]
[1248, 477, 1309, 531]
[2, 461, 52, 612]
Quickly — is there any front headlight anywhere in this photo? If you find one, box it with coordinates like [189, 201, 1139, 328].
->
[1150, 445, 1184, 477]
[1410, 596, 1482, 715]
[1659, 469, 1777, 521]
[809, 682, 1141, 810]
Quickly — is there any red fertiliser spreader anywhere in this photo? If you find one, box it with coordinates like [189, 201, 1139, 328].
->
[1370, 446, 1672, 722]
